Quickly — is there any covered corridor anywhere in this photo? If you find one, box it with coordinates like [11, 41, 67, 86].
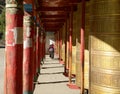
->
[4, 0, 120, 94]
[34, 55, 79, 94]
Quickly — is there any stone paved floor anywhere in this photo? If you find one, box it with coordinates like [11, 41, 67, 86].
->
[0, 48, 5, 94]
[34, 55, 80, 94]
[0, 48, 80, 94]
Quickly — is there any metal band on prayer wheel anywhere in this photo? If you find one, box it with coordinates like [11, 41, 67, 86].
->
[90, 0, 120, 94]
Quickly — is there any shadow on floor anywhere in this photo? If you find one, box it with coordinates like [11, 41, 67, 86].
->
[0, 46, 5, 48]
[53, 58, 59, 60]
[40, 72, 63, 75]
[35, 80, 69, 85]
[43, 63, 60, 65]
[42, 66, 63, 69]
[44, 56, 59, 61]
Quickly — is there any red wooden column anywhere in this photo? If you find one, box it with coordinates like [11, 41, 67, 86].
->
[41, 31, 44, 62]
[59, 30, 62, 63]
[66, 21, 70, 71]
[23, 11, 34, 94]
[4, 1, 23, 94]
[38, 29, 41, 73]
[43, 33, 46, 59]
[80, 0, 85, 94]
[36, 24, 39, 73]
[33, 18, 37, 81]
[39, 31, 42, 64]
[30, 2, 37, 82]
[58, 31, 60, 61]
[57, 31, 59, 56]
[35, 23, 38, 76]
[64, 21, 68, 74]
[36, 20, 40, 74]
[54, 32, 57, 55]
[56, 31, 59, 57]
[56, 31, 59, 56]
[68, 7, 73, 84]
[41, 32, 43, 61]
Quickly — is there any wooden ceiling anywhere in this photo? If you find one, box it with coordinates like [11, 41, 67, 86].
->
[25, 0, 81, 32]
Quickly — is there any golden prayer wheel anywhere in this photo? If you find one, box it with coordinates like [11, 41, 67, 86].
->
[61, 25, 66, 63]
[75, 3, 82, 87]
[90, 0, 120, 94]
[61, 44, 65, 62]
[72, 46, 76, 75]
[75, 2, 90, 89]
[72, 16, 77, 75]
[59, 30, 62, 60]
[84, 1, 90, 89]
[63, 19, 69, 70]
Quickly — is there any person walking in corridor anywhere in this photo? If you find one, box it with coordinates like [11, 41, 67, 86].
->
[48, 44, 54, 59]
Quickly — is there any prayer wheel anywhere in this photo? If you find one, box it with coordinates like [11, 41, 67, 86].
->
[61, 25, 66, 63]
[59, 30, 62, 61]
[75, 3, 82, 87]
[90, 0, 120, 94]
[72, 16, 77, 75]
[72, 47, 76, 75]
[75, 2, 90, 89]
[84, 1, 90, 89]
[66, 19, 69, 69]
[56, 31, 59, 55]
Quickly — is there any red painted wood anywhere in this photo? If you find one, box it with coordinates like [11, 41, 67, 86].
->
[23, 48, 34, 91]
[41, 32, 44, 61]
[64, 21, 68, 73]
[38, 32, 41, 73]
[59, 31, 62, 62]
[67, 84, 80, 89]
[33, 26, 37, 81]
[39, 32, 42, 64]
[68, 7, 73, 84]
[5, 7, 23, 94]
[36, 26, 39, 73]
[80, 0, 85, 94]
[54, 31, 59, 55]
[57, 32, 59, 55]
[43, 35, 46, 59]
[23, 14, 34, 93]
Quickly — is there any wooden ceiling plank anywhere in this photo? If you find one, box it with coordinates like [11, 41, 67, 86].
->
[36, 6, 77, 11]
[41, 19, 66, 22]
[40, 14, 68, 18]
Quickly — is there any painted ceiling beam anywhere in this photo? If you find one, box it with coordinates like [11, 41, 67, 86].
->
[36, 6, 77, 11]
[41, 19, 66, 22]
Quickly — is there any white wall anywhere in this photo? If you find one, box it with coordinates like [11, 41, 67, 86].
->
[45, 32, 55, 54]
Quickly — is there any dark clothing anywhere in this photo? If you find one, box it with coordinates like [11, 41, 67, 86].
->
[49, 45, 54, 59]
[49, 51, 54, 58]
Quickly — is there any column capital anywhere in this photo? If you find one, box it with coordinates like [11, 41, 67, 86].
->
[6, 4, 23, 8]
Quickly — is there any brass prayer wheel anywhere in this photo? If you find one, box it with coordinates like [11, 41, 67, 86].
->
[66, 19, 69, 69]
[72, 46, 76, 74]
[90, 0, 120, 94]
[72, 15, 77, 75]
[61, 25, 66, 63]
[75, 2, 90, 89]
[75, 3, 82, 88]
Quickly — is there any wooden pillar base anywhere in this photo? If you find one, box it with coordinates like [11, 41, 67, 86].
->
[23, 91, 33, 94]
[67, 84, 80, 89]
[59, 59, 64, 64]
